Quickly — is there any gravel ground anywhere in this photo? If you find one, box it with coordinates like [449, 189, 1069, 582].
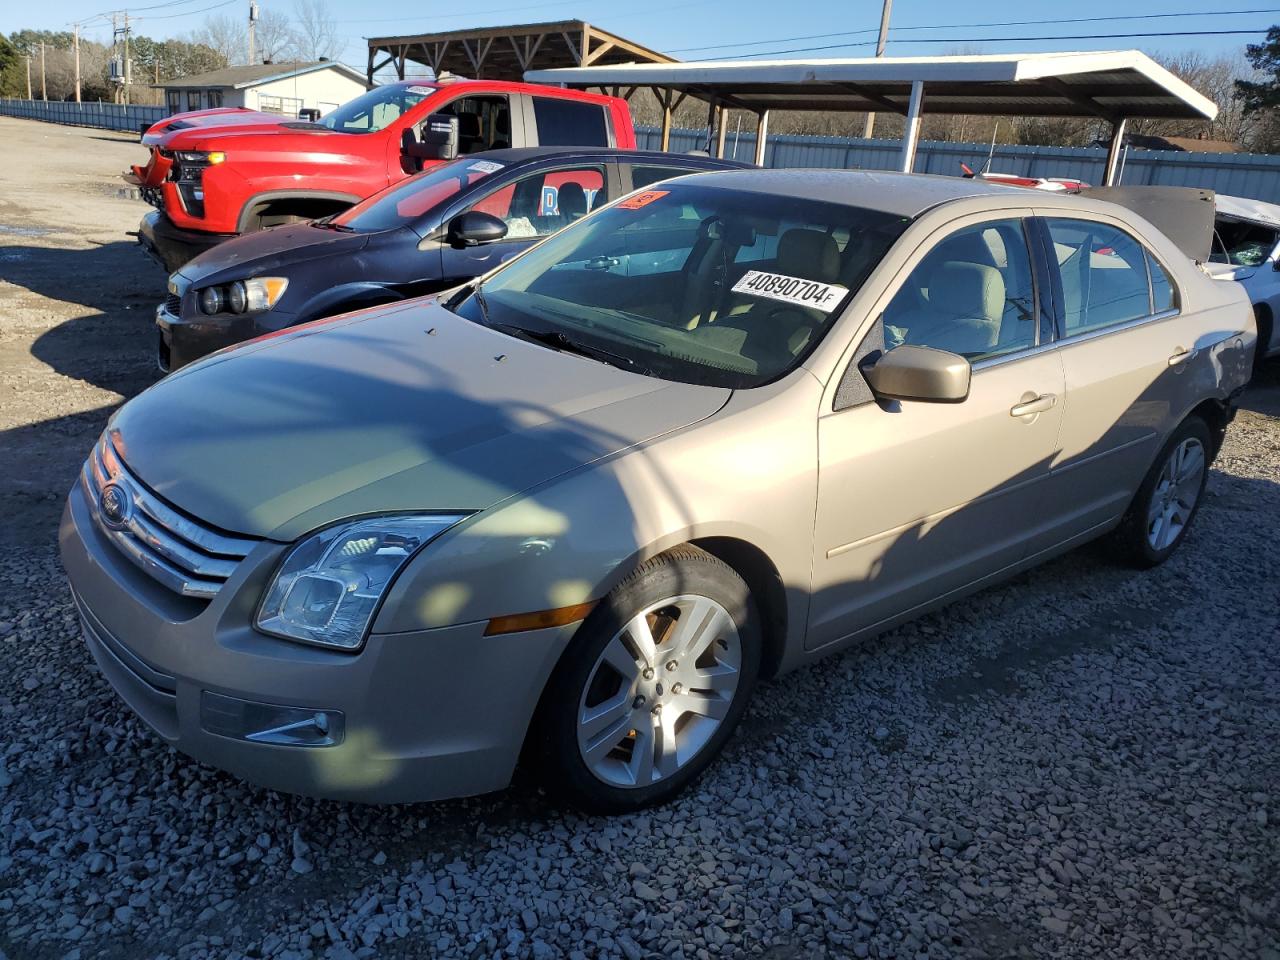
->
[1, 116, 1278, 960]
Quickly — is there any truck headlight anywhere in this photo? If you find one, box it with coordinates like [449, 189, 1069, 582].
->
[256, 515, 466, 650]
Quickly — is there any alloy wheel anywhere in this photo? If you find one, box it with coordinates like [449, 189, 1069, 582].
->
[576, 595, 742, 789]
[1146, 437, 1206, 551]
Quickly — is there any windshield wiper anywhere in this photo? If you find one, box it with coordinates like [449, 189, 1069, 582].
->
[472, 283, 491, 324]
[495, 323, 647, 373]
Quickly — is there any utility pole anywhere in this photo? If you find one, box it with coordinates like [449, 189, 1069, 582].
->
[248, 1, 259, 65]
[111, 13, 119, 103]
[123, 12, 131, 105]
[25, 56, 32, 100]
[74, 24, 82, 104]
[40, 43, 47, 101]
[862, 0, 892, 139]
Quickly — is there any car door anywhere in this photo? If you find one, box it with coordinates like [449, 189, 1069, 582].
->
[1031, 214, 1211, 543]
[437, 160, 620, 285]
[807, 213, 1065, 650]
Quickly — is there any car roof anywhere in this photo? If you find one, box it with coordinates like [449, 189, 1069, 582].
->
[466, 146, 752, 167]
[663, 168, 1030, 217]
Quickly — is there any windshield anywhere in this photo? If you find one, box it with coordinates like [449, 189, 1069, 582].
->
[1211, 216, 1279, 267]
[449, 183, 909, 388]
[331, 157, 505, 232]
[317, 83, 437, 134]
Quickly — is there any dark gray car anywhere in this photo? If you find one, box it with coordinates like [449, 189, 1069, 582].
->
[156, 148, 748, 371]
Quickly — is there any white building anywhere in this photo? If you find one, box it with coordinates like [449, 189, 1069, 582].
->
[156, 61, 369, 118]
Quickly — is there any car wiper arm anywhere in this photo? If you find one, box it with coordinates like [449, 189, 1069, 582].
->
[495, 323, 646, 373]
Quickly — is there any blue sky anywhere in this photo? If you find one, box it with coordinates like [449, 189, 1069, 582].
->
[15, 0, 1278, 75]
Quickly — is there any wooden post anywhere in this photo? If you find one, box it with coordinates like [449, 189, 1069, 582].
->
[40, 43, 47, 101]
[715, 106, 728, 159]
[863, 0, 892, 138]
[25, 56, 32, 100]
[74, 25, 81, 104]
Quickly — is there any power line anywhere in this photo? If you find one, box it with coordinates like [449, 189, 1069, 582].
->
[673, 6, 1280, 54]
[704, 27, 1275, 61]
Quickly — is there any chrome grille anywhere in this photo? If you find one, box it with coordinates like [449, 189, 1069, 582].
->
[81, 433, 259, 599]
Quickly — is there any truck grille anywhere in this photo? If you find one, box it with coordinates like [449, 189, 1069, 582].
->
[81, 433, 259, 600]
[163, 292, 182, 315]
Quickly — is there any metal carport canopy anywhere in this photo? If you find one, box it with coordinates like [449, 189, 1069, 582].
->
[526, 51, 1219, 183]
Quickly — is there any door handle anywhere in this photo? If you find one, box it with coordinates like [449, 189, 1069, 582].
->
[1010, 393, 1057, 418]
[1168, 347, 1194, 366]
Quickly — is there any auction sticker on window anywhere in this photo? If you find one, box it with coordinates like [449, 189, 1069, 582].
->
[617, 190, 668, 210]
[468, 160, 504, 174]
[731, 271, 849, 312]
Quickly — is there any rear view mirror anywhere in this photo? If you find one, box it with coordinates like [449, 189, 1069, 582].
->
[864, 344, 971, 403]
[447, 211, 508, 248]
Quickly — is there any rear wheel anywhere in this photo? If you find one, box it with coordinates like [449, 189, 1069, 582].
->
[1114, 417, 1211, 567]
[532, 547, 761, 813]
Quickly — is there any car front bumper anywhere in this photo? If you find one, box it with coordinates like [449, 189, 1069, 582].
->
[59, 482, 574, 804]
[155, 302, 296, 373]
[139, 210, 234, 273]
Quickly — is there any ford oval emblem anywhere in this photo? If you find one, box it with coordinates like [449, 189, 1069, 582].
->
[99, 483, 132, 529]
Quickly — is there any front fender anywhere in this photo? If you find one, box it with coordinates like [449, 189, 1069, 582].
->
[294, 282, 402, 324]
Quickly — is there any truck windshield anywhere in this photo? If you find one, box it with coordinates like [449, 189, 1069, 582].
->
[330, 157, 504, 232]
[318, 83, 438, 134]
[449, 182, 910, 388]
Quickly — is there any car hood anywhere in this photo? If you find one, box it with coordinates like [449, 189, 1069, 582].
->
[108, 300, 731, 541]
[1203, 262, 1258, 282]
[177, 223, 373, 285]
[142, 108, 325, 146]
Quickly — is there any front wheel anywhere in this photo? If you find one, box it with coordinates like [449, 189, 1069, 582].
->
[531, 547, 761, 813]
[1114, 417, 1211, 567]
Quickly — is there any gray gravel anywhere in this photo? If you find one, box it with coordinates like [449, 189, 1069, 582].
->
[2, 117, 1279, 960]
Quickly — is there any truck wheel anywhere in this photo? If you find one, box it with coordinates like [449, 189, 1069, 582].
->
[531, 546, 761, 813]
[1113, 416, 1211, 568]
[242, 198, 353, 233]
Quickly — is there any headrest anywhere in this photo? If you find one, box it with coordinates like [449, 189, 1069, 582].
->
[927, 262, 1006, 323]
[495, 109, 510, 134]
[455, 113, 481, 137]
[777, 229, 839, 282]
[559, 181, 588, 219]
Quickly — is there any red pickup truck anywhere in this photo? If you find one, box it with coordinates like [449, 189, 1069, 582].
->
[128, 78, 636, 270]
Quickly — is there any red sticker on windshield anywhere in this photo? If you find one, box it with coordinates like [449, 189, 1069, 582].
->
[617, 190, 669, 210]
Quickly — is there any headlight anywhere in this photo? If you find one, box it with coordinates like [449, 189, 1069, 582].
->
[176, 150, 225, 164]
[198, 286, 223, 314]
[256, 515, 466, 650]
[197, 277, 288, 315]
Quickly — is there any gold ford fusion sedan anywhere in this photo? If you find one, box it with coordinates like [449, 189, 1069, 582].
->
[61, 171, 1254, 812]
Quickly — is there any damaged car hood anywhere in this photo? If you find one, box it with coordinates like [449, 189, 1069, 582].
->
[107, 300, 730, 541]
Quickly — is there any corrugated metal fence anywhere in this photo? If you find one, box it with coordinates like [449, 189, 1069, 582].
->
[0, 98, 165, 133]
[2, 101, 1276, 201]
[637, 126, 1280, 203]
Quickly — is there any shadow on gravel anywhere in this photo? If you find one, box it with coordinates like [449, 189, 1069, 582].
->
[1241, 358, 1280, 418]
[929, 602, 1168, 704]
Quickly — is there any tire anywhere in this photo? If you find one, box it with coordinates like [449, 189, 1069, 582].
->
[1113, 416, 1212, 568]
[531, 546, 762, 813]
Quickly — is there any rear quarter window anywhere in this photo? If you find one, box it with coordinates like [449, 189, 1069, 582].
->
[533, 98, 609, 146]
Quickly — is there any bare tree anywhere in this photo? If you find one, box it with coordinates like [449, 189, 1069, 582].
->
[292, 0, 340, 62]
[254, 6, 298, 63]
[192, 14, 246, 66]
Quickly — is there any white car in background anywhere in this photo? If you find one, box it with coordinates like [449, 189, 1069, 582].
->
[1209, 195, 1280, 369]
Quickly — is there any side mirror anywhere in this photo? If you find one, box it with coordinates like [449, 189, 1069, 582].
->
[400, 114, 459, 173]
[298, 107, 321, 122]
[864, 344, 971, 403]
[419, 113, 458, 161]
[447, 211, 508, 248]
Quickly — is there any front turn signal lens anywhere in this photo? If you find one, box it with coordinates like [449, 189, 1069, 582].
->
[485, 602, 596, 636]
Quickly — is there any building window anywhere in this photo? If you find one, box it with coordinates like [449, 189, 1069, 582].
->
[207, 90, 223, 108]
[258, 95, 303, 116]
[187, 90, 201, 112]
[167, 91, 181, 115]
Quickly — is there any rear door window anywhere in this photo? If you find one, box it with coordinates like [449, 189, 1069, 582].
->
[630, 165, 703, 191]
[466, 165, 606, 239]
[1044, 219, 1154, 335]
[533, 98, 609, 146]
